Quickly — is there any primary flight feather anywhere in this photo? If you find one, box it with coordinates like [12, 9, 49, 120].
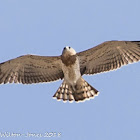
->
[0, 41, 140, 102]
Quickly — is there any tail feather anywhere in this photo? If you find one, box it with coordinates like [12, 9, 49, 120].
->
[53, 81, 74, 102]
[53, 78, 99, 103]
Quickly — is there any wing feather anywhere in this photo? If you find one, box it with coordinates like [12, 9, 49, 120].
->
[78, 41, 140, 75]
[0, 54, 63, 84]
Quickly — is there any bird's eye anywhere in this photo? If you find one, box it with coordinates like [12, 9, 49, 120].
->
[69, 47, 71, 49]
[64, 47, 66, 50]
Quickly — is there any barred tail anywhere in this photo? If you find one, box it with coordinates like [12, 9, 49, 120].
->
[53, 81, 74, 103]
[53, 78, 99, 103]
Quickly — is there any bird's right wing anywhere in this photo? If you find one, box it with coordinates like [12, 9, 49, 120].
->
[0, 55, 64, 84]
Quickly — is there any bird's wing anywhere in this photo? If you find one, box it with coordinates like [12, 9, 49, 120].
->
[77, 41, 140, 75]
[0, 54, 63, 84]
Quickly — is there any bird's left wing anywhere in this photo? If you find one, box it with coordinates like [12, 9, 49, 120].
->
[0, 55, 63, 84]
[77, 41, 140, 75]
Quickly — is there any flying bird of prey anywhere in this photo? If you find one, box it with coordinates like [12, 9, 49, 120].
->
[0, 41, 140, 103]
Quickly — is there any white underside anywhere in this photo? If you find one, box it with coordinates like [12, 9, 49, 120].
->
[61, 58, 81, 85]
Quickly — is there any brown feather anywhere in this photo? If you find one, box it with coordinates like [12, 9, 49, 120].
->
[78, 41, 140, 75]
[0, 55, 64, 84]
[61, 54, 76, 66]
[53, 78, 99, 103]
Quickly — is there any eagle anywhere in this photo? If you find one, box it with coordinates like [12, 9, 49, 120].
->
[0, 41, 140, 103]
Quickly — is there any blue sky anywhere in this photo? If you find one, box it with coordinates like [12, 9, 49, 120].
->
[0, 0, 140, 140]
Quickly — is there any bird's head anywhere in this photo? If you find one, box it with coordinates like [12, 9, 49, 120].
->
[62, 46, 76, 56]
[61, 46, 77, 66]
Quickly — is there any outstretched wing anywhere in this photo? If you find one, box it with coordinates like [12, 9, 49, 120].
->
[78, 41, 140, 75]
[0, 55, 63, 84]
